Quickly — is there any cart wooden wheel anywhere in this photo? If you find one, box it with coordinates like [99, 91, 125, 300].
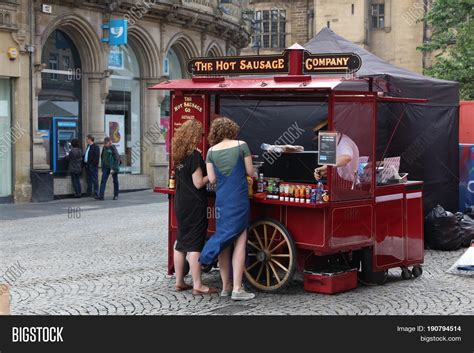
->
[245, 218, 297, 293]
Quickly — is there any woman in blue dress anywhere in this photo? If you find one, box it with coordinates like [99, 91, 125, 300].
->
[200, 117, 255, 301]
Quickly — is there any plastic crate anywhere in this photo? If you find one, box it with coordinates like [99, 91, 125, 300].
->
[303, 268, 358, 294]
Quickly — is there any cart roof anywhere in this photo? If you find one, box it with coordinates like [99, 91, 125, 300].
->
[149, 76, 365, 92]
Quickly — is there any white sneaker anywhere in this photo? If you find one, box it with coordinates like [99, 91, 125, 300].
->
[220, 289, 232, 297]
[231, 289, 255, 301]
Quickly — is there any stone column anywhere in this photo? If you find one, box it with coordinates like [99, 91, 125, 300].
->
[31, 67, 49, 172]
[13, 56, 33, 202]
[85, 73, 107, 143]
[142, 78, 168, 188]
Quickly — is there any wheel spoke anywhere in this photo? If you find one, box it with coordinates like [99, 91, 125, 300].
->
[266, 264, 270, 287]
[270, 239, 287, 253]
[271, 258, 289, 273]
[263, 224, 268, 249]
[248, 240, 260, 251]
[246, 260, 261, 272]
[267, 228, 278, 250]
[256, 263, 264, 282]
[252, 228, 265, 249]
[247, 253, 257, 256]
[271, 254, 290, 257]
[268, 261, 281, 283]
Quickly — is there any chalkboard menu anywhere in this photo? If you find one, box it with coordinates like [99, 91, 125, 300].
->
[318, 132, 338, 166]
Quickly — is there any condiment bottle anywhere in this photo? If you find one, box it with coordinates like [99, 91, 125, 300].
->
[169, 171, 176, 189]
[300, 186, 306, 203]
[257, 173, 264, 193]
[289, 185, 295, 202]
[306, 186, 311, 204]
[284, 184, 289, 202]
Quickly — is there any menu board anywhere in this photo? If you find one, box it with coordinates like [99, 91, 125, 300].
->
[170, 94, 207, 163]
[318, 132, 338, 166]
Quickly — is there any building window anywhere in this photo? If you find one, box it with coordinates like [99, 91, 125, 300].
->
[106, 46, 142, 174]
[371, 3, 385, 29]
[252, 9, 286, 49]
[63, 56, 71, 81]
[40, 30, 82, 175]
[351, 4, 354, 15]
[49, 54, 59, 80]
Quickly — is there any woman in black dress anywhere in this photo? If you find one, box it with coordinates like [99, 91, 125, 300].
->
[172, 120, 217, 295]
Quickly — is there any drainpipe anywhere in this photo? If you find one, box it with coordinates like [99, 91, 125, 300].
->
[422, 0, 429, 71]
[307, 2, 314, 41]
[28, 0, 34, 172]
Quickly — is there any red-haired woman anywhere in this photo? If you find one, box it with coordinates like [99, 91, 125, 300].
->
[172, 120, 217, 295]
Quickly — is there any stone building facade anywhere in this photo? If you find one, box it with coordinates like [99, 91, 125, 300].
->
[243, 0, 426, 74]
[1, 0, 250, 203]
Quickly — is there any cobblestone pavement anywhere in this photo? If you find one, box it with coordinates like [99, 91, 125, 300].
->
[0, 190, 472, 315]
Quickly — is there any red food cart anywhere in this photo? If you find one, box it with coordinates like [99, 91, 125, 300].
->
[151, 46, 425, 294]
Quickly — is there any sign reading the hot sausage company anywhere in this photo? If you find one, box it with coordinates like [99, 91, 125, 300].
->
[187, 52, 289, 76]
[303, 52, 362, 74]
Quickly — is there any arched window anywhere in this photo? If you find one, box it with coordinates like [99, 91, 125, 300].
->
[39, 29, 82, 174]
[106, 45, 142, 174]
[161, 47, 185, 118]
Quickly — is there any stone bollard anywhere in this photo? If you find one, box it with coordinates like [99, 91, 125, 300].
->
[0, 283, 10, 315]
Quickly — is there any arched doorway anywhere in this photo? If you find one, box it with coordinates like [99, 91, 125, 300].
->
[106, 45, 142, 174]
[39, 29, 82, 174]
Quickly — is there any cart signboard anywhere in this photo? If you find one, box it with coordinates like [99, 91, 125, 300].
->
[318, 132, 338, 166]
[171, 94, 207, 157]
[187, 50, 361, 76]
[303, 52, 362, 75]
[187, 52, 289, 76]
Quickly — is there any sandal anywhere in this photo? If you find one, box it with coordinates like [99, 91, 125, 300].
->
[192, 287, 219, 295]
[175, 284, 193, 292]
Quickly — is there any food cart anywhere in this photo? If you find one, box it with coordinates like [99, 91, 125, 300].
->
[151, 45, 425, 294]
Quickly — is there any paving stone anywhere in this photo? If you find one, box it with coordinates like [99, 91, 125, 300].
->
[0, 191, 472, 315]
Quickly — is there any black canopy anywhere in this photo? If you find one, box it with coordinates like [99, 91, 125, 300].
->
[305, 28, 459, 106]
[221, 28, 459, 213]
[306, 28, 460, 213]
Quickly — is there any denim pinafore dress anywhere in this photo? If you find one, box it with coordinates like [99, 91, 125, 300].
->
[199, 143, 250, 265]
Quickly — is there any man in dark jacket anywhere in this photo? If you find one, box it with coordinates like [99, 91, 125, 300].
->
[97, 137, 121, 200]
[66, 139, 83, 198]
[83, 134, 100, 197]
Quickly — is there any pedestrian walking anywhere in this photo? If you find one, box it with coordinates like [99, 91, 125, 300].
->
[200, 117, 255, 301]
[66, 139, 83, 198]
[83, 134, 100, 197]
[172, 120, 217, 295]
[97, 137, 120, 201]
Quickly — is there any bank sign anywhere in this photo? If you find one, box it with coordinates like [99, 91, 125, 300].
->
[187, 50, 361, 76]
[102, 19, 128, 46]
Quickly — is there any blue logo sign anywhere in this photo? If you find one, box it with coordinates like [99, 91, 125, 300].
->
[102, 19, 128, 46]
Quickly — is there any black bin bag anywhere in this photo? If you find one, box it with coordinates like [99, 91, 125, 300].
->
[425, 205, 463, 251]
[455, 212, 474, 247]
